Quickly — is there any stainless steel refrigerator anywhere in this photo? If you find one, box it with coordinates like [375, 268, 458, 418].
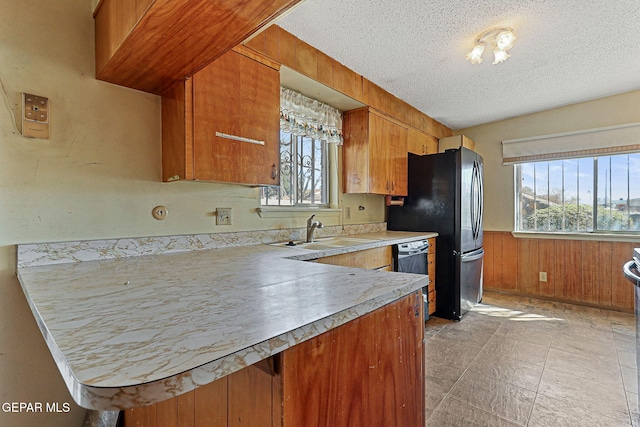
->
[388, 148, 484, 320]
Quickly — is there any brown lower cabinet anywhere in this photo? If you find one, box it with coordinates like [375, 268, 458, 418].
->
[316, 246, 393, 271]
[122, 291, 424, 427]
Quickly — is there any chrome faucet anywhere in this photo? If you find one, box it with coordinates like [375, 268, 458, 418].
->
[306, 214, 323, 243]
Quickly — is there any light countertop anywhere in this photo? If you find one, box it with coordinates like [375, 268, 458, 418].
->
[17, 229, 436, 410]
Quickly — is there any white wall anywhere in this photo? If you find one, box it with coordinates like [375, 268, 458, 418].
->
[0, 1, 384, 425]
[461, 90, 640, 231]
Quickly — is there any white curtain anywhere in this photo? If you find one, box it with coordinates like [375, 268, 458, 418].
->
[280, 87, 344, 145]
[502, 122, 640, 165]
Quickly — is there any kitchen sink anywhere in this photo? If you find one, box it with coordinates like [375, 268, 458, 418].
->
[270, 236, 381, 250]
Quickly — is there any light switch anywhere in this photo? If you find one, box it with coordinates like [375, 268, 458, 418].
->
[22, 93, 49, 139]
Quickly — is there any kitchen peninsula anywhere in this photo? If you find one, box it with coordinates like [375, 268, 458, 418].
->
[16, 228, 435, 426]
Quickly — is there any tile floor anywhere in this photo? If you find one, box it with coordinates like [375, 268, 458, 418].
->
[424, 291, 638, 426]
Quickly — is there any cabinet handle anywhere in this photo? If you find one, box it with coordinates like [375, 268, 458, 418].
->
[271, 164, 278, 180]
[215, 132, 265, 146]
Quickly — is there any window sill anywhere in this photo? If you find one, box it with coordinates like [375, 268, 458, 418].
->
[257, 206, 342, 219]
[511, 231, 640, 243]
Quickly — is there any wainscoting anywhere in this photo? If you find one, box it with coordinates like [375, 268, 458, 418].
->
[483, 231, 635, 312]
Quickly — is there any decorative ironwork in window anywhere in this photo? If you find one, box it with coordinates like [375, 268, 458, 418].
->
[261, 130, 328, 206]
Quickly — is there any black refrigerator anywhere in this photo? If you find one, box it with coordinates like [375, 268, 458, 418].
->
[388, 147, 484, 320]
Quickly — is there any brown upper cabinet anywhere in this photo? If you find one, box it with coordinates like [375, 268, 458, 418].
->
[343, 107, 408, 196]
[438, 135, 476, 152]
[94, 0, 301, 95]
[407, 127, 438, 156]
[162, 47, 280, 185]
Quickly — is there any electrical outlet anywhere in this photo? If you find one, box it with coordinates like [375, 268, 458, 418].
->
[345, 207, 351, 219]
[539, 272, 548, 282]
[22, 93, 49, 139]
[216, 208, 232, 225]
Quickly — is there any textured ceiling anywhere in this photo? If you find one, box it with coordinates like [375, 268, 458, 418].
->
[277, 0, 640, 130]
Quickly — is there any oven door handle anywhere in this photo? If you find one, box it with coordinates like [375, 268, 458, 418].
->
[623, 260, 640, 284]
[398, 249, 429, 257]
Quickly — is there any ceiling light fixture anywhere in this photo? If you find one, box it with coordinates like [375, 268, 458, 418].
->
[465, 27, 517, 65]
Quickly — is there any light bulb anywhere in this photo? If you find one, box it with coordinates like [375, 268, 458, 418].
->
[495, 30, 516, 51]
[465, 43, 485, 64]
[492, 48, 510, 64]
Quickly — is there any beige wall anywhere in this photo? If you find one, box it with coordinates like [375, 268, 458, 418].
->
[0, 2, 383, 426]
[461, 89, 640, 231]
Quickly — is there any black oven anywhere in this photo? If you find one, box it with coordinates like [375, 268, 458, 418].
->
[393, 239, 431, 318]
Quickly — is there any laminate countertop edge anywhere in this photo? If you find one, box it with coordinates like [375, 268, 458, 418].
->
[16, 230, 436, 410]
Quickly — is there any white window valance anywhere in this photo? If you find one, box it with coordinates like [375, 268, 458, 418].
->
[280, 87, 344, 145]
[502, 122, 640, 165]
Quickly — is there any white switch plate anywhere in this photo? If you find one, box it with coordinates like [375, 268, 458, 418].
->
[539, 272, 548, 282]
[216, 208, 232, 225]
[22, 93, 49, 139]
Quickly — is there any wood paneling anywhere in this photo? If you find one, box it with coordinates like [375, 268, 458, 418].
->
[194, 376, 226, 427]
[264, 26, 280, 61]
[281, 292, 424, 427]
[488, 232, 518, 292]
[316, 50, 334, 87]
[483, 231, 634, 312]
[176, 392, 195, 426]
[518, 238, 539, 295]
[94, 0, 300, 94]
[156, 398, 178, 427]
[295, 40, 317, 80]
[228, 366, 273, 427]
[598, 241, 613, 306]
[276, 26, 296, 69]
[581, 240, 600, 305]
[243, 26, 453, 140]
[612, 242, 635, 309]
[483, 232, 495, 287]
[538, 239, 556, 297]
[245, 32, 266, 56]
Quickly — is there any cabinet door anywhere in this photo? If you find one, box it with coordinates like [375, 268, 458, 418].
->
[368, 113, 407, 195]
[387, 123, 408, 195]
[193, 51, 280, 185]
[407, 128, 437, 155]
[317, 246, 392, 270]
[281, 292, 424, 427]
[368, 112, 392, 194]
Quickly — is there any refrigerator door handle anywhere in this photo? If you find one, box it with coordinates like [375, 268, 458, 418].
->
[476, 162, 484, 235]
[471, 161, 477, 239]
[623, 260, 640, 283]
[470, 160, 482, 241]
[461, 248, 485, 262]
